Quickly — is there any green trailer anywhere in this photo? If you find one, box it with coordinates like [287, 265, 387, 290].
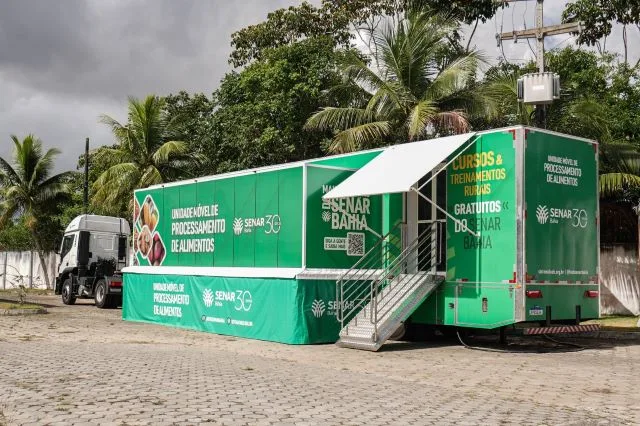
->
[123, 126, 600, 350]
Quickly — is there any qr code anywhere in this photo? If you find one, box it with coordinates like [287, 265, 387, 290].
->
[346, 232, 365, 256]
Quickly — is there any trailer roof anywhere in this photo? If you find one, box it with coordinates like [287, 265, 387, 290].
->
[139, 126, 596, 193]
[141, 145, 386, 191]
[476, 125, 597, 145]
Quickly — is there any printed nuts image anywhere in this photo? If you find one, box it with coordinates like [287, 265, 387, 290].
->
[148, 232, 166, 266]
[140, 196, 159, 232]
[133, 227, 139, 252]
[134, 197, 140, 223]
[137, 226, 152, 258]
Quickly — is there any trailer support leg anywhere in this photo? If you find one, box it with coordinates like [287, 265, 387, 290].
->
[499, 326, 507, 345]
[545, 306, 552, 327]
[575, 305, 581, 325]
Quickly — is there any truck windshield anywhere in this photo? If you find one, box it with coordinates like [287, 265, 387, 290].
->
[60, 235, 75, 259]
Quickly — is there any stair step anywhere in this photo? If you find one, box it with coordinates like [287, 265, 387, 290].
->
[340, 328, 374, 338]
[337, 336, 380, 351]
[340, 324, 375, 340]
[337, 274, 444, 352]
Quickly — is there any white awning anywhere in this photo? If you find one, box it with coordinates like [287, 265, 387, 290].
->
[323, 133, 476, 199]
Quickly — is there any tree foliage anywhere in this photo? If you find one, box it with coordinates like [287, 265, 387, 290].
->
[306, 11, 490, 153]
[0, 135, 71, 287]
[416, 0, 499, 24]
[230, 1, 361, 67]
[563, 0, 640, 64]
[0, 218, 33, 251]
[166, 37, 343, 174]
[229, 0, 500, 67]
[563, 0, 640, 44]
[164, 92, 215, 177]
[93, 96, 195, 215]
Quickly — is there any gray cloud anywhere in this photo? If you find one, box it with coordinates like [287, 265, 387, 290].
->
[0, 0, 299, 171]
[0, 0, 637, 174]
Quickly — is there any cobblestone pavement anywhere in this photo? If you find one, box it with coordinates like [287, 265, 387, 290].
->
[0, 295, 638, 425]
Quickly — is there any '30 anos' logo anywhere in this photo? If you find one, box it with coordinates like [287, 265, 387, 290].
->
[201, 289, 253, 311]
[536, 205, 588, 228]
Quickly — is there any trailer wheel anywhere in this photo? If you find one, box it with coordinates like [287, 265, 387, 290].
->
[94, 280, 114, 309]
[388, 323, 406, 341]
[61, 279, 76, 305]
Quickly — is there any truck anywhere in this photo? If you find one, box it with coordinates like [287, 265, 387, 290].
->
[54, 214, 130, 309]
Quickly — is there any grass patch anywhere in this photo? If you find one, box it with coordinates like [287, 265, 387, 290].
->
[0, 288, 51, 296]
[0, 302, 42, 310]
[584, 315, 639, 329]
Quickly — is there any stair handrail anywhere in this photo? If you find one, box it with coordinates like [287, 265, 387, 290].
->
[339, 221, 435, 327]
[369, 223, 440, 341]
[337, 236, 404, 324]
[369, 224, 437, 310]
[373, 237, 439, 324]
[336, 221, 405, 325]
[366, 222, 437, 291]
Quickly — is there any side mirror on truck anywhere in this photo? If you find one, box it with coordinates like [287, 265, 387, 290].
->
[118, 236, 127, 261]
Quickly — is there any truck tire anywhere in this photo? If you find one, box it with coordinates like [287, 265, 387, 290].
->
[61, 279, 76, 305]
[94, 279, 114, 309]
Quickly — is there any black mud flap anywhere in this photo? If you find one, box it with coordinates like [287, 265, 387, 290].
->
[54, 277, 62, 295]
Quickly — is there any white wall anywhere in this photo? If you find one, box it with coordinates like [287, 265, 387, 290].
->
[0, 251, 59, 290]
[600, 245, 640, 316]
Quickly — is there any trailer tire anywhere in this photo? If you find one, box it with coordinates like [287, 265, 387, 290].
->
[94, 280, 114, 309]
[61, 279, 76, 305]
[388, 323, 406, 341]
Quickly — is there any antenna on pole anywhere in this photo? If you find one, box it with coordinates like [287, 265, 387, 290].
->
[84, 137, 89, 215]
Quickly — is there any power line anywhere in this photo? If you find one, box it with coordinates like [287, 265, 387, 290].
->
[522, 1, 537, 59]
[511, 1, 517, 37]
[548, 35, 576, 50]
[499, 6, 509, 64]
[497, 0, 582, 72]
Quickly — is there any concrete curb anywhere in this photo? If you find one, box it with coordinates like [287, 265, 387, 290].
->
[0, 307, 47, 316]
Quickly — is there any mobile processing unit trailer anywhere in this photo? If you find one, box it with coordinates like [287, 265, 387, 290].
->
[123, 126, 600, 350]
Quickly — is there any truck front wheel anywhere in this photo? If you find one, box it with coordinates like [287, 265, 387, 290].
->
[94, 279, 115, 309]
[61, 279, 76, 305]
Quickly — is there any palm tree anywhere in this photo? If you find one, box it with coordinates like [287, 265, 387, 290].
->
[0, 135, 71, 289]
[600, 142, 640, 195]
[481, 66, 534, 126]
[93, 95, 193, 212]
[305, 11, 490, 153]
[599, 142, 640, 267]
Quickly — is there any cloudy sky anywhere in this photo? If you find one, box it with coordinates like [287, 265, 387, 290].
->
[0, 0, 638, 173]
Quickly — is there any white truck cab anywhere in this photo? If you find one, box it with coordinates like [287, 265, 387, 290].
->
[55, 215, 130, 308]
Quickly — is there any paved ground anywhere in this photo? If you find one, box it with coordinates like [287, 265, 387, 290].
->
[0, 295, 638, 425]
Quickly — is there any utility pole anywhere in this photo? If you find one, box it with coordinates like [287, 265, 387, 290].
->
[84, 138, 89, 215]
[497, 0, 582, 127]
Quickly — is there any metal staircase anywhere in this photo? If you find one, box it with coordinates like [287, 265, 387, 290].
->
[335, 222, 444, 351]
